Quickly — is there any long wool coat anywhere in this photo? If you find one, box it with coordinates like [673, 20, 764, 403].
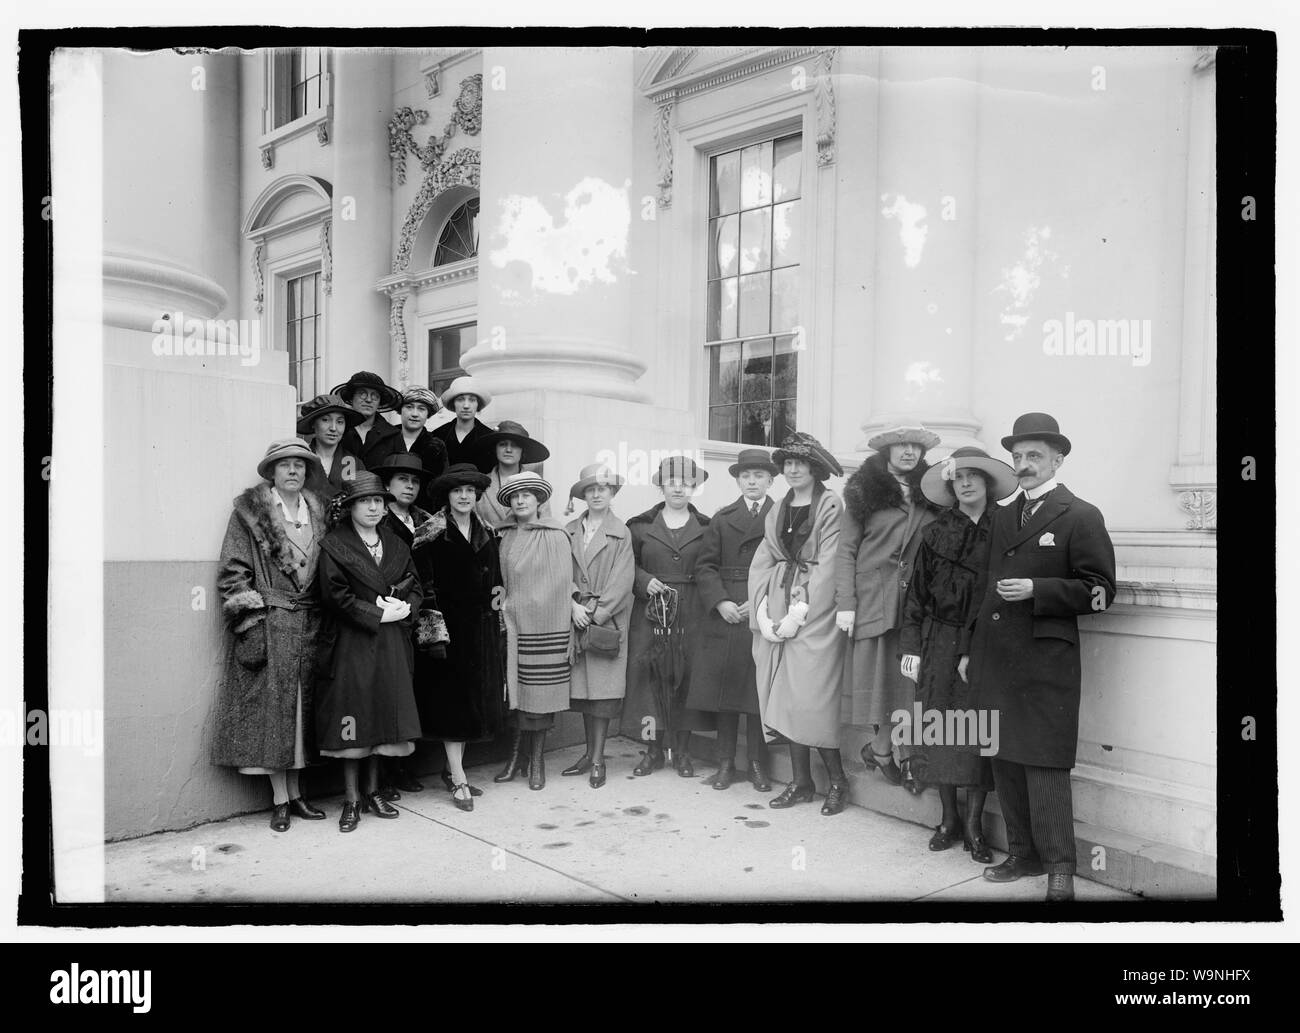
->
[411, 508, 507, 742]
[314, 521, 424, 752]
[749, 486, 846, 748]
[566, 510, 635, 701]
[498, 516, 575, 715]
[621, 503, 716, 739]
[965, 484, 1116, 769]
[687, 495, 774, 715]
[212, 484, 327, 770]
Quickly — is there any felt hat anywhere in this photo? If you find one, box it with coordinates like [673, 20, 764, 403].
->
[257, 438, 323, 482]
[920, 446, 1020, 507]
[867, 424, 941, 452]
[335, 471, 394, 506]
[569, 462, 624, 500]
[477, 420, 551, 466]
[651, 454, 708, 487]
[440, 375, 492, 412]
[330, 371, 403, 412]
[430, 462, 492, 498]
[772, 431, 843, 481]
[497, 471, 553, 507]
[1000, 412, 1072, 456]
[399, 386, 442, 416]
[370, 452, 427, 484]
[296, 393, 364, 436]
[728, 447, 780, 478]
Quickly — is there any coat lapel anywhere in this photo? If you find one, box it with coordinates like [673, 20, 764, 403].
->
[1006, 486, 1073, 549]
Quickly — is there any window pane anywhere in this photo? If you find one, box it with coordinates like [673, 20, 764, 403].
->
[740, 141, 772, 210]
[773, 135, 801, 202]
[773, 335, 797, 398]
[771, 266, 800, 333]
[301, 318, 316, 362]
[741, 338, 773, 402]
[301, 276, 316, 318]
[739, 208, 771, 274]
[738, 272, 771, 337]
[286, 321, 298, 365]
[708, 215, 739, 279]
[770, 398, 796, 446]
[710, 151, 739, 217]
[773, 201, 799, 268]
[707, 278, 738, 342]
[709, 342, 741, 405]
[739, 402, 772, 445]
[709, 405, 738, 442]
[290, 49, 304, 84]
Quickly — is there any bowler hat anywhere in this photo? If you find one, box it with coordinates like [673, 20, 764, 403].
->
[1000, 412, 1072, 456]
[257, 439, 323, 482]
[772, 431, 843, 480]
[497, 471, 553, 507]
[296, 393, 364, 436]
[867, 424, 941, 452]
[440, 375, 492, 412]
[331, 371, 403, 412]
[652, 454, 708, 487]
[477, 420, 551, 466]
[335, 471, 394, 506]
[569, 462, 624, 500]
[370, 452, 427, 484]
[430, 462, 492, 498]
[728, 447, 780, 478]
[920, 447, 1019, 507]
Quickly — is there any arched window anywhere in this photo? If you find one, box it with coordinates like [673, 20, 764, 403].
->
[433, 196, 479, 266]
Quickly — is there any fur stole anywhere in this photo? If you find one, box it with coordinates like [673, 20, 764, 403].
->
[232, 483, 326, 583]
[841, 452, 932, 527]
[412, 506, 493, 552]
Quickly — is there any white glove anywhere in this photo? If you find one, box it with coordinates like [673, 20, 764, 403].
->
[836, 610, 855, 634]
[901, 654, 920, 682]
[756, 596, 784, 643]
[775, 599, 809, 639]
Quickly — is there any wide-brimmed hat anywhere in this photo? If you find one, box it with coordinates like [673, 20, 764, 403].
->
[257, 438, 323, 481]
[772, 431, 843, 481]
[569, 462, 624, 500]
[398, 386, 442, 416]
[440, 375, 492, 412]
[296, 393, 365, 436]
[1000, 412, 1072, 456]
[651, 454, 708, 487]
[370, 452, 427, 484]
[330, 371, 403, 412]
[336, 471, 394, 506]
[867, 424, 941, 452]
[920, 447, 1020, 507]
[497, 471, 553, 506]
[728, 447, 779, 478]
[477, 420, 551, 466]
[431, 462, 492, 498]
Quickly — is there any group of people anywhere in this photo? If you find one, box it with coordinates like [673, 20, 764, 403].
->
[213, 366, 1116, 902]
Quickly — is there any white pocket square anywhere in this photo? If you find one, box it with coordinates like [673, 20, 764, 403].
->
[1038, 532, 1056, 547]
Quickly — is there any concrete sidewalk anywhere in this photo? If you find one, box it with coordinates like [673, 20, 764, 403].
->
[104, 741, 1138, 905]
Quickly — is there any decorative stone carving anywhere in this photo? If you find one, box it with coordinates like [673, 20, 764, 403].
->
[451, 73, 483, 136]
[388, 289, 411, 388]
[387, 74, 484, 187]
[260, 144, 274, 170]
[320, 219, 332, 296]
[316, 120, 330, 146]
[387, 106, 429, 186]
[392, 147, 481, 273]
[653, 98, 674, 208]
[814, 47, 838, 167]
[425, 67, 440, 98]
[252, 243, 265, 314]
[1176, 490, 1217, 531]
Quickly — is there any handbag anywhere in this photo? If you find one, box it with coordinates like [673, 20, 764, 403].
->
[581, 618, 622, 658]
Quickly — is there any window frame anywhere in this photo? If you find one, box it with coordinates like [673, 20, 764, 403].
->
[284, 270, 324, 403]
[260, 48, 333, 153]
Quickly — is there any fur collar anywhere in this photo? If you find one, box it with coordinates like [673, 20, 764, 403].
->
[842, 452, 933, 527]
[626, 501, 711, 527]
[233, 483, 326, 582]
[413, 506, 493, 552]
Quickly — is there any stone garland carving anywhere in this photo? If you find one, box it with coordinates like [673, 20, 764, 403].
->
[814, 47, 838, 167]
[392, 147, 482, 273]
[1177, 490, 1217, 531]
[387, 74, 483, 187]
[320, 219, 332, 296]
[389, 290, 411, 388]
[252, 242, 265, 314]
[653, 99, 674, 208]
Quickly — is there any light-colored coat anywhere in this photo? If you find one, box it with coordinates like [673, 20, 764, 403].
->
[566, 510, 635, 701]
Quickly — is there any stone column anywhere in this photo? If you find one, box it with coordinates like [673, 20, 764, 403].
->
[861, 49, 983, 453]
[466, 47, 647, 402]
[329, 50, 396, 387]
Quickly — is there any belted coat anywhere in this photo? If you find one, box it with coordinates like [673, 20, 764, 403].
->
[566, 510, 635, 701]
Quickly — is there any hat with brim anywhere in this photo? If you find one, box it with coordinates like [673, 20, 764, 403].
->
[497, 472, 553, 507]
[370, 452, 427, 485]
[771, 431, 843, 481]
[330, 371, 403, 412]
[867, 425, 942, 452]
[431, 462, 492, 498]
[257, 439, 323, 482]
[920, 447, 1020, 507]
[569, 463, 624, 500]
[651, 455, 708, 487]
[440, 375, 492, 412]
[728, 447, 780, 478]
[477, 420, 551, 466]
[336, 471, 394, 507]
[1000, 411, 1072, 456]
[296, 393, 365, 436]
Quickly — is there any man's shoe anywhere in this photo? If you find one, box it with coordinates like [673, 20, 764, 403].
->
[748, 760, 772, 792]
[983, 855, 1045, 883]
[269, 803, 291, 832]
[288, 797, 326, 820]
[711, 760, 737, 790]
[1046, 872, 1075, 902]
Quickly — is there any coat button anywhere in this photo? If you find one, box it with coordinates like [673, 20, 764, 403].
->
[1006, 549, 1015, 557]
[992, 613, 1000, 621]
[673, 554, 680, 561]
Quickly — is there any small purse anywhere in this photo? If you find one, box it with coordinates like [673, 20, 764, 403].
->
[581, 619, 622, 658]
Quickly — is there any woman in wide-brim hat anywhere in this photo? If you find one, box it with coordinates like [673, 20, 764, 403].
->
[410, 463, 506, 811]
[900, 447, 1015, 861]
[560, 463, 634, 788]
[298, 393, 366, 503]
[474, 420, 553, 528]
[213, 439, 329, 833]
[331, 372, 403, 468]
[495, 472, 575, 790]
[623, 454, 716, 778]
[315, 471, 424, 832]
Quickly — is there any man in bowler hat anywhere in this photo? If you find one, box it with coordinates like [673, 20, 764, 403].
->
[958, 412, 1116, 902]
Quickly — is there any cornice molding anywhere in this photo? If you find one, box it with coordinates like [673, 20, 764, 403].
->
[645, 46, 821, 104]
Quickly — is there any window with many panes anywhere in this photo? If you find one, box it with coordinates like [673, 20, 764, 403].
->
[428, 322, 476, 398]
[706, 133, 801, 445]
[274, 48, 324, 128]
[434, 197, 480, 266]
[286, 272, 321, 403]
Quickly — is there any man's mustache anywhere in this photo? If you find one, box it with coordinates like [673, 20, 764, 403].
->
[1015, 469, 1035, 478]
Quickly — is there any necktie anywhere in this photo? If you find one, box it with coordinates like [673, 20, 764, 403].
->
[1020, 495, 1043, 528]
[751, 502, 760, 517]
